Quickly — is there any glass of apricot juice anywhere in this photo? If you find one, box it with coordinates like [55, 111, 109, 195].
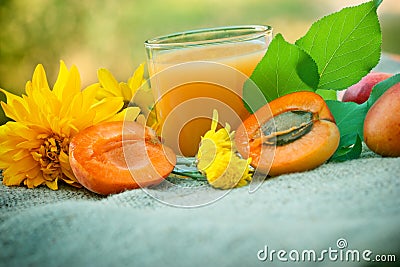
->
[144, 25, 272, 157]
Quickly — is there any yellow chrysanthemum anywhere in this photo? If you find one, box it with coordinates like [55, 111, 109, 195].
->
[196, 110, 252, 189]
[0, 60, 138, 190]
[96, 63, 157, 128]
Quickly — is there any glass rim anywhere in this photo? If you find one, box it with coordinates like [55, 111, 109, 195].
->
[144, 25, 272, 49]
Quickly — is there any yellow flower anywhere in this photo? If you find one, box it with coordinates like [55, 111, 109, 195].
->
[196, 110, 252, 189]
[96, 63, 157, 128]
[0, 61, 133, 190]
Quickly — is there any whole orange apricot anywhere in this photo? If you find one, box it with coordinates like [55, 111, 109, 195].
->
[364, 83, 400, 157]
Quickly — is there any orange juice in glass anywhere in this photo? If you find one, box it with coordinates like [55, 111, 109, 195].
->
[144, 25, 272, 156]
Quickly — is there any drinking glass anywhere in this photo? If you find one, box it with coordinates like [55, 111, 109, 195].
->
[144, 25, 272, 156]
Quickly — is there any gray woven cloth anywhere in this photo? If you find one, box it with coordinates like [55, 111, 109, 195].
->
[1, 146, 399, 267]
[1, 56, 399, 267]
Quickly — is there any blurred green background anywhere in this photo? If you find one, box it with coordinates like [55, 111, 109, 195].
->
[0, 0, 399, 124]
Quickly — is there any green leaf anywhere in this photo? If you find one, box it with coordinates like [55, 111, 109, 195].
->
[316, 89, 337, 100]
[296, 0, 382, 90]
[243, 34, 319, 112]
[326, 99, 368, 160]
[330, 134, 363, 162]
[326, 100, 368, 138]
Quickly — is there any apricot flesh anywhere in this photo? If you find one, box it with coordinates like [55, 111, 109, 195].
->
[235, 91, 340, 176]
[364, 83, 400, 157]
[342, 72, 392, 104]
[69, 121, 176, 195]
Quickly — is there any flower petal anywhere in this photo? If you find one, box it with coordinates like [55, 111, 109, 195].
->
[128, 63, 145, 93]
[61, 64, 81, 105]
[32, 64, 50, 91]
[53, 60, 70, 100]
[97, 68, 121, 97]
[25, 173, 45, 188]
[109, 106, 141, 122]
[120, 82, 132, 101]
[0, 89, 30, 121]
[91, 97, 124, 124]
[45, 179, 59, 190]
[3, 172, 26, 186]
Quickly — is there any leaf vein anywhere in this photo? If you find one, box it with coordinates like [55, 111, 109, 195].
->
[321, 39, 378, 76]
[320, 5, 375, 78]
[320, 46, 380, 87]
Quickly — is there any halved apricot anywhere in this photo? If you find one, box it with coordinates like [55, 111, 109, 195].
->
[235, 91, 340, 176]
[69, 121, 176, 195]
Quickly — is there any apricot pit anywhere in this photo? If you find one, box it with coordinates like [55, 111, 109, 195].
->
[236, 91, 340, 176]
